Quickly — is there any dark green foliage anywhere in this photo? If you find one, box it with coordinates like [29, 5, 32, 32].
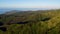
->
[0, 9, 60, 34]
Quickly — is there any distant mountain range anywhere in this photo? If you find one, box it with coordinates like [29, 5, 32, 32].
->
[0, 8, 51, 14]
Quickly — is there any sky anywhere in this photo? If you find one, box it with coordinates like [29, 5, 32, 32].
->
[0, 0, 60, 9]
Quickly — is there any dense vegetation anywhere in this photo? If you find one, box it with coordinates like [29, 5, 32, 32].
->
[0, 9, 60, 34]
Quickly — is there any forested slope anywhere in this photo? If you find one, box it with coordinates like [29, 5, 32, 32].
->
[0, 10, 60, 34]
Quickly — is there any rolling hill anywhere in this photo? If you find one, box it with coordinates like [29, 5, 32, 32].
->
[0, 9, 60, 34]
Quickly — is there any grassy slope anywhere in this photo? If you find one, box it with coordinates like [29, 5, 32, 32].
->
[0, 10, 60, 34]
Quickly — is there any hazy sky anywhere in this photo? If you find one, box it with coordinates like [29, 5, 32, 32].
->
[0, 0, 60, 9]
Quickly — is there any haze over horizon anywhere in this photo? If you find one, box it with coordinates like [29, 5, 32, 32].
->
[0, 0, 60, 14]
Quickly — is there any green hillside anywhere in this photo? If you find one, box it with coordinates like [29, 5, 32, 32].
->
[0, 9, 60, 34]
